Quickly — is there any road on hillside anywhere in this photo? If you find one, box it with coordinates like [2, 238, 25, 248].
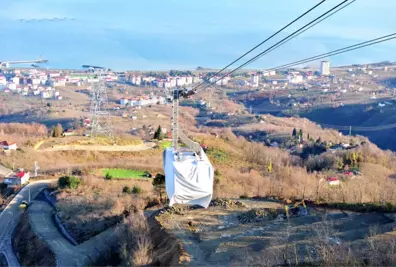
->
[0, 180, 54, 267]
[0, 165, 13, 177]
[28, 201, 117, 267]
[38, 142, 156, 152]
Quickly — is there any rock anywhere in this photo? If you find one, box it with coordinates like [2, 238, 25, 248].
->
[237, 208, 279, 224]
[209, 198, 248, 209]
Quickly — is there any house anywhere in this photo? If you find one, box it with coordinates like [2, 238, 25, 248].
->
[4, 171, 30, 187]
[328, 177, 340, 186]
[63, 129, 76, 137]
[0, 141, 17, 150]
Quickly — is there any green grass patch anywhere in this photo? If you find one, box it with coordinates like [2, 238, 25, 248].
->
[207, 148, 229, 163]
[102, 168, 147, 179]
[159, 140, 172, 149]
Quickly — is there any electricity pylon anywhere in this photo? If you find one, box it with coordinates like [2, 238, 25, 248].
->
[89, 70, 114, 142]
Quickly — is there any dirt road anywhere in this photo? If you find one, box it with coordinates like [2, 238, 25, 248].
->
[38, 142, 156, 152]
[159, 200, 396, 266]
[0, 164, 12, 177]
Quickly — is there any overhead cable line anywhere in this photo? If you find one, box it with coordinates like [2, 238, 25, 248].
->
[249, 0, 357, 66]
[205, 0, 351, 89]
[266, 33, 396, 71]
[192, 0, 327, 91]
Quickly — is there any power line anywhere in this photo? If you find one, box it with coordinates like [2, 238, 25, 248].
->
[192, 0, 327, 91]
[268, 33, 396, 71]
[250, 0, 357, 66]
[205, 0, 351, 89]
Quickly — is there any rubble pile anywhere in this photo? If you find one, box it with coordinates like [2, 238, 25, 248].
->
[209, 198, 248, 209]
[156, 206, 185, 216]
[238, 208, 278, 224]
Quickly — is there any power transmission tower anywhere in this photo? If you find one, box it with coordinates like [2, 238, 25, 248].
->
[89, 70, 114, 141]
[34, 161, 40, 177]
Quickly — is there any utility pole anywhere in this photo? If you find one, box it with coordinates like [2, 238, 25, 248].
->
[29, 188, 31, 203]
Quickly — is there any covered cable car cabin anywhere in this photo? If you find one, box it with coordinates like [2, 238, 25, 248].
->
[163, 87, 213, 208]
[164, 146, 214, 208]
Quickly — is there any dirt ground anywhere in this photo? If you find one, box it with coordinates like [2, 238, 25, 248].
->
[156, 199, 396, 266]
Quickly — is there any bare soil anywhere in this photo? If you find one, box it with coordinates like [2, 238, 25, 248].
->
[155, 200, 396, 266]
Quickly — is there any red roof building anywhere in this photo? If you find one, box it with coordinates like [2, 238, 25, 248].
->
[0, 141, 17, 150]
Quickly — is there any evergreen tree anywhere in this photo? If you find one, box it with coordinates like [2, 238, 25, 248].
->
[154, 125, 164, 140]
[298, 129, 303, 138]
[153, 173, 166, 203]
[292, 128, 297, 137]
[52, 123, 63, 137]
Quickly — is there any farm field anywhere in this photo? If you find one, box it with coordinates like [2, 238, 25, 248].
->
[102, 168, 148, 179]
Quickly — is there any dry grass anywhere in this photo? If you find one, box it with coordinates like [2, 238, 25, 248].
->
[239, 216, 396, 267]
[56, 175, 154, 243]
[118, 211, 153, 266]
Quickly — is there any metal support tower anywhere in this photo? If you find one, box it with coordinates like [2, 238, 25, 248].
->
[89, 70, 114, 141]
[172, 88, 179, 151]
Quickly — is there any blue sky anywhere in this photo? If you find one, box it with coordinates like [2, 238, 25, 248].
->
[0, 0, 395, 70]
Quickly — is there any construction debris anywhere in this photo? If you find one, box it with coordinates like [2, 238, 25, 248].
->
[238, 208, 279, 224]
[157, 206, 185, 216]
[209, 198, 248, 209]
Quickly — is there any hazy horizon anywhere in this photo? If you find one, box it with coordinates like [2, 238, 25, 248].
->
[1, 0, 396, 71]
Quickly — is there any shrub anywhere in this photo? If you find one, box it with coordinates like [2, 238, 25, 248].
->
[214, 169, 221, 177]
[123, 186, 132, 194]
[132, 186, 143, 194]
[71, 168, 83, 176]
[104, 173, 113, 180]
[152, 174, 165, 187]
[58, 176, 81, 189]
[240, 194, 248, 199]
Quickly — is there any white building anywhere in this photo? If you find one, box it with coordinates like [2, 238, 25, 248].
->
[0, 76, 6, 85]
[12, 77, 20, 84]
[250, 74, 260, 87]
[4, 171, 30, 187]
[8, 83, 16, 90]
[0, 141, 17, 150]
[263, 70, 276, 76]
[320, 61, 330, 76]
[236, 80, 249, 87]
[288, 75, 304, 84]
[41, 90, 54, 99]
[328, 177, 340, 186]
[120, 98, 129, 106]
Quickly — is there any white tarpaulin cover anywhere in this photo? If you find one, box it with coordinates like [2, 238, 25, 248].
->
[164, 147, 214, 208]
